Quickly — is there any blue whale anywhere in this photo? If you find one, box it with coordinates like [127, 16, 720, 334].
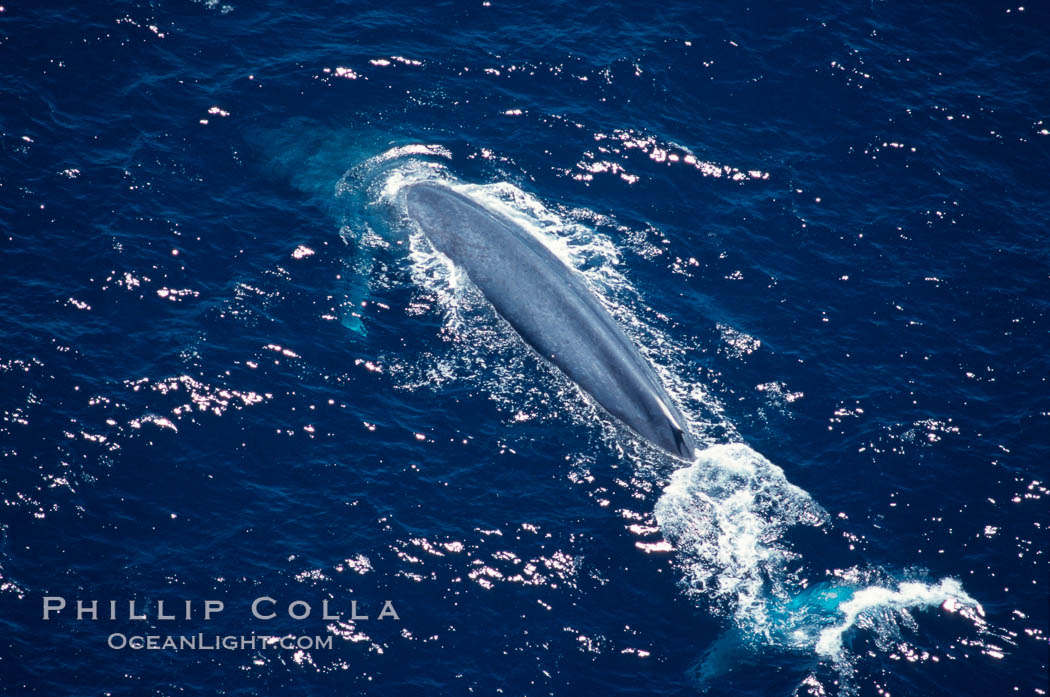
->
[404, 182, 696, 460]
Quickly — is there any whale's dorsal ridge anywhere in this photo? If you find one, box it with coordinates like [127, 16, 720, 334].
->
[404, 180, 697, 460]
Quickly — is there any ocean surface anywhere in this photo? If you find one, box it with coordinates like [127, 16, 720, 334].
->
[1, 1, 1047, 695]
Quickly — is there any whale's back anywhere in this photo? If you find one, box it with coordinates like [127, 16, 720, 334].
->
[405, 182, 695, 460]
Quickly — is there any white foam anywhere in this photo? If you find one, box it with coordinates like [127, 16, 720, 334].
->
[654, 444, 828, 630]
[655, 443, 990, 675]
[335, 143, 452, 220]
[814, 577, 984, 658]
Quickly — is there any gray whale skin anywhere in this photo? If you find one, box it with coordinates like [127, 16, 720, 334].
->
[404, 182, 696, 460]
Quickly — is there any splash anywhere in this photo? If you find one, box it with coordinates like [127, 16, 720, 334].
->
[812, 577, 984, 658]
[654, 444, 990, 690]
[654, 443, 829, 631]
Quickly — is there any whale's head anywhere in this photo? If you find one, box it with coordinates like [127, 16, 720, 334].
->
[403, 182, 474, 259]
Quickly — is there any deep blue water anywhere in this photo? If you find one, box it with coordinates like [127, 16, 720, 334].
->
[1, 1, 1048, 695]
